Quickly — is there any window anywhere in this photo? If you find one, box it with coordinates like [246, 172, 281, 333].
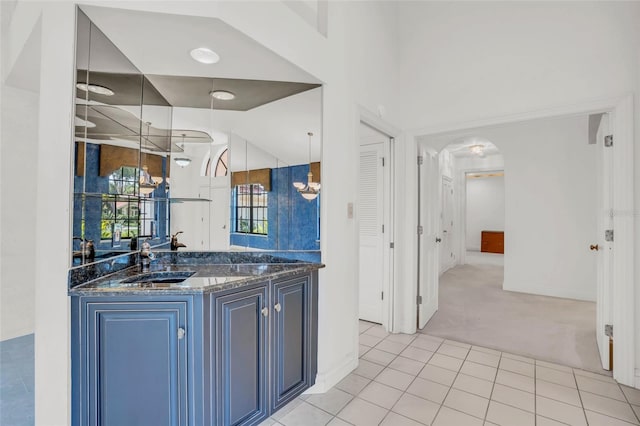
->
[101, 167, 139, 240]
[206, 148, 228, 177]
[235, 184, 268, 235]
[101, 195, 139, 240]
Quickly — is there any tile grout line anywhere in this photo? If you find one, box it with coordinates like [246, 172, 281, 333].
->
[365, 332, 424, 425]
[617, 382, 640, 425]
[569, 363, 588, 426]
[376, 336, 446, 425]
[484, 350, 503, 424]
[348, 331, 415, 424]
[426, 340, 471, 424]
[390, 337, 442, 423]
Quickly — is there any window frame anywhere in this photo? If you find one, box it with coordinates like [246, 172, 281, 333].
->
[234, 183, 268, 235]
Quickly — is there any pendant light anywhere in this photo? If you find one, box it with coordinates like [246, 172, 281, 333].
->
[139, 165, 162, 195]
[173, 133, 191, 167]
[293, 132, 321, 201]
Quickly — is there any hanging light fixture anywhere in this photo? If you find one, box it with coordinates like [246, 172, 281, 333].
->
[293, 132, 321, 201]
[173, 133, 192, 167]
[139, 165, 162, 195]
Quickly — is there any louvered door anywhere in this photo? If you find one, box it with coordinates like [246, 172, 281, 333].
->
[358, 143, 385, 323]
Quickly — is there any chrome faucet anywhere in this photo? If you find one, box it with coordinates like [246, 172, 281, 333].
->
[140, 239, 156, 270]
[170, 231, 187, 251]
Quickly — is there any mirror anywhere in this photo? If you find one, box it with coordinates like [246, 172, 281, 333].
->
[72, 9, 322, 266]
[73, 9, 147, 265]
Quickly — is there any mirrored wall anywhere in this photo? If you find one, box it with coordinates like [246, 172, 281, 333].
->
[72, 9, 322, 266]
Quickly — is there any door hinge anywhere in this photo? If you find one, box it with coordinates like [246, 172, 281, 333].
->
[417, 295, 423, 304]
[604, 135, 613, 147]
[605, 324, 613, 337]
[417, 225, 424, 235]
[605, 229, 614, 242]
[382, 224, 384, 233]
[417, 156, 424, 165]
[381, 292, 384, 300]
[390, 242, 395, 249]
[382, 157, 385, 167]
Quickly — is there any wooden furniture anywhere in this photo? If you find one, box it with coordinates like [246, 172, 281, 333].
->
[481, 231, 504, 254]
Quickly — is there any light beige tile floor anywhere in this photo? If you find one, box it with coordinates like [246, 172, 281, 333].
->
[260, 321, 640, 426]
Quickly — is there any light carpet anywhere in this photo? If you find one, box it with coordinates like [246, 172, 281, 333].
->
[421, 257, 606, 374]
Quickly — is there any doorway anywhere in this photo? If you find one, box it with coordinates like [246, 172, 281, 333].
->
[415, 109, 629, 377]
[358, 122, 393, 327]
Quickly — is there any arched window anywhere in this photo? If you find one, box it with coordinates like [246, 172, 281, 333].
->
[206, 148, 228, 177]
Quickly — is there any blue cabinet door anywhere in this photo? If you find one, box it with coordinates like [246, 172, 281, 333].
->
[78, 299, 189, 426]
[271, 274, 311, 411]
[214, 284, 268, 426]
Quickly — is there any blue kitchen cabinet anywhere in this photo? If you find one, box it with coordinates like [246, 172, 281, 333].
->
[71, 295, 203, 426]
[213, 271, 319, 426]
[271, 274, 315, 412]
[71, 270, 318, 426]
[214, 283, 269, 426]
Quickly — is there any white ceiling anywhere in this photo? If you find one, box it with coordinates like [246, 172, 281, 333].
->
[79, 5, 323, 166]
[79, 5, 320, 83]
[172, 87, 322, 167]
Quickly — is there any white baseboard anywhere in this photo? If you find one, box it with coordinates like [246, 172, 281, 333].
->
[0, 328, 34, 342]
[304, 353, 358, 394]
[635, 369, 640, 389]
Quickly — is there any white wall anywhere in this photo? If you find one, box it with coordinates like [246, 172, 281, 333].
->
[481, 115, 597, 301]
[466, 175, 504, 251]
[0, 85, 39, 341]
[398, 2, 640, 130]
[396, 1, 640, 386]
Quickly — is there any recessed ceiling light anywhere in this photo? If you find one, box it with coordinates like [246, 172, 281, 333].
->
[190, 47, 220, 64]
[469, 144, 484, 155]
[210, 90, 235, 100]
[76, 82, 114, 96]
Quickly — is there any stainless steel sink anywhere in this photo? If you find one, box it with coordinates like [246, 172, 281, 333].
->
[121, 271, 195, 285]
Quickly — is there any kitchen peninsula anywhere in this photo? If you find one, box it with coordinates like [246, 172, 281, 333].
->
[69, 251, 323, 426]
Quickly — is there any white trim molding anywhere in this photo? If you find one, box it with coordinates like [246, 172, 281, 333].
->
[357, 105, 401, 334]
[305, 352, 358, 394]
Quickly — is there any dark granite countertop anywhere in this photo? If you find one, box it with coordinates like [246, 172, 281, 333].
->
[68, 251, 323, 296]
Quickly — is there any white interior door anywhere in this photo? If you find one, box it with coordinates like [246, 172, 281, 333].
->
[418, 149, 439, 329]
[440, 177, 455, 274]
[359, 142, 385, 323]
[595, 113, 613, 370]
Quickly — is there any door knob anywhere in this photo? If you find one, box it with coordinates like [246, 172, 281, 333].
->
[590, 244, 599, 251]
[274, 303, 281, 313]
[436, 237, 442, 243]
[261, 307, 269, 317]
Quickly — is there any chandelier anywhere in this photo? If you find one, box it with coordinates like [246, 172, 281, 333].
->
[293, 132, 321, 201]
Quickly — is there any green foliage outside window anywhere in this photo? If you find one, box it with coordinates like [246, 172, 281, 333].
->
[101, 167, 140, 240]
